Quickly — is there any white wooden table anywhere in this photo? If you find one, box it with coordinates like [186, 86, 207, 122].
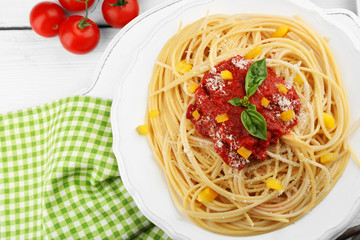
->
[1, 0, 359, 238]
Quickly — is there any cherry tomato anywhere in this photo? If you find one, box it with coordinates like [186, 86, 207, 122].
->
[102, 0, 139, 28]
[58, 0, 95, 12]
[58, 15, 100, 54]
[29, 1, 65, 37]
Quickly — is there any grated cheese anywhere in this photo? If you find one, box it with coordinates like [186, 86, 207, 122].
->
[197, 95, 205, 104]
[225, 134, 236, 145]
[209, 67, 217, 74]
[206, 74, 225, 92]
[231, 57, 249, 69]
[228, 155, 249, 169]
[274, 94, 292, 111]
[215, 140, 224, 148]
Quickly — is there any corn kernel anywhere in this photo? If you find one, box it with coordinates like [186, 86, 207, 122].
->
[192, 110, 201, 120]
[271, 25, 290, 38]
[175, 61, 192, 72]
[221, 70, 233, 80]
[323, 113, 335, 129]
[136, 125, 149, 135]
[215, 113, 229, 123]
[294, 73, 304, 86]
[198, 187, 218, 203]
[320, 152, 338, 164]
[187, 83, 199, 94]
[237, 146, 252, 159]
[277, 83, 288, 94]
[261, 97, 270, 107]
[245, 46, 262, 59]
[266, 178, 284, 190]
[280, 110, 294, 122]
[149, 110, 160, 117]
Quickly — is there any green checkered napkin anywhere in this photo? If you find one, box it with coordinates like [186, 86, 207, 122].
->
[0, 96, 170, 239]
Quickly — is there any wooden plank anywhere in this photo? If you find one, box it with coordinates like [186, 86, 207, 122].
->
[0, 28, 119, 113]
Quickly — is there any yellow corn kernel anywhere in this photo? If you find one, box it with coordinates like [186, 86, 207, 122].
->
[215, 113, 229, 123]
[261, 97, 270, 107]
[323, 113, 335, 129]
[221, 70, 233, 80]
[136, 125, 149, 135]
[245, 46, 262, 59]
[280, 110, 294, 122]
[320, 152, 338, 164]
[266, 178, 284, 190]
[271, 25, 290, 38]
[192, 110, 201, 120]
[198, 187, 218, 203]
[187, 83, 199, 94]
[237, 146, 252, 159]
[294, 73, 304, 86]
[277, 83, 288, 94]
[149, 110, 160, 117]
[175, 61, 192, 72]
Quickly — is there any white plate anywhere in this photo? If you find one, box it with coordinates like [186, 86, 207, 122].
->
[107, 0, 360, 239]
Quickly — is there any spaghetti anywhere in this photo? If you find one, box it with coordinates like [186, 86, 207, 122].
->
[144, 14, 350, 235]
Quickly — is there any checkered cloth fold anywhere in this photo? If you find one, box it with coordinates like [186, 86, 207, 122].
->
[0, 96, 170, 240]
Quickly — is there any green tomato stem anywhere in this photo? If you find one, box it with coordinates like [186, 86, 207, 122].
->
[77, 0, 91, 30]
[108, 0, 128, 7]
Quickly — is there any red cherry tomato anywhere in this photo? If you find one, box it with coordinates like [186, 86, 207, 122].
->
[58, 15, 100, 54]
[58, 0, 95, 12]
[29, 1, 65, 37]
[102, 0, 139, 28]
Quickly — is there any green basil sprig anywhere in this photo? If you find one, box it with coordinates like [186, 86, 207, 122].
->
[242, 105, 268, 140]
[229, 58, 268, 140]
[245, 58, 268, 97]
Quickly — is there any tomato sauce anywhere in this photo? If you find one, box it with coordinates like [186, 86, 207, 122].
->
[186, 56, 301, 170]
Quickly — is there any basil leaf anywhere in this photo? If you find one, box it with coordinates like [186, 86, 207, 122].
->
[248, 103, 256, 110]
[228, 98, 242, 106]
[241, 108, 267, 140]
[245, 58, 268, 97]
[229, 96, 252, 108]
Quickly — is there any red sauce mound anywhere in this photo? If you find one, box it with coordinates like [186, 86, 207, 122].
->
[186, 56, 301, 170]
